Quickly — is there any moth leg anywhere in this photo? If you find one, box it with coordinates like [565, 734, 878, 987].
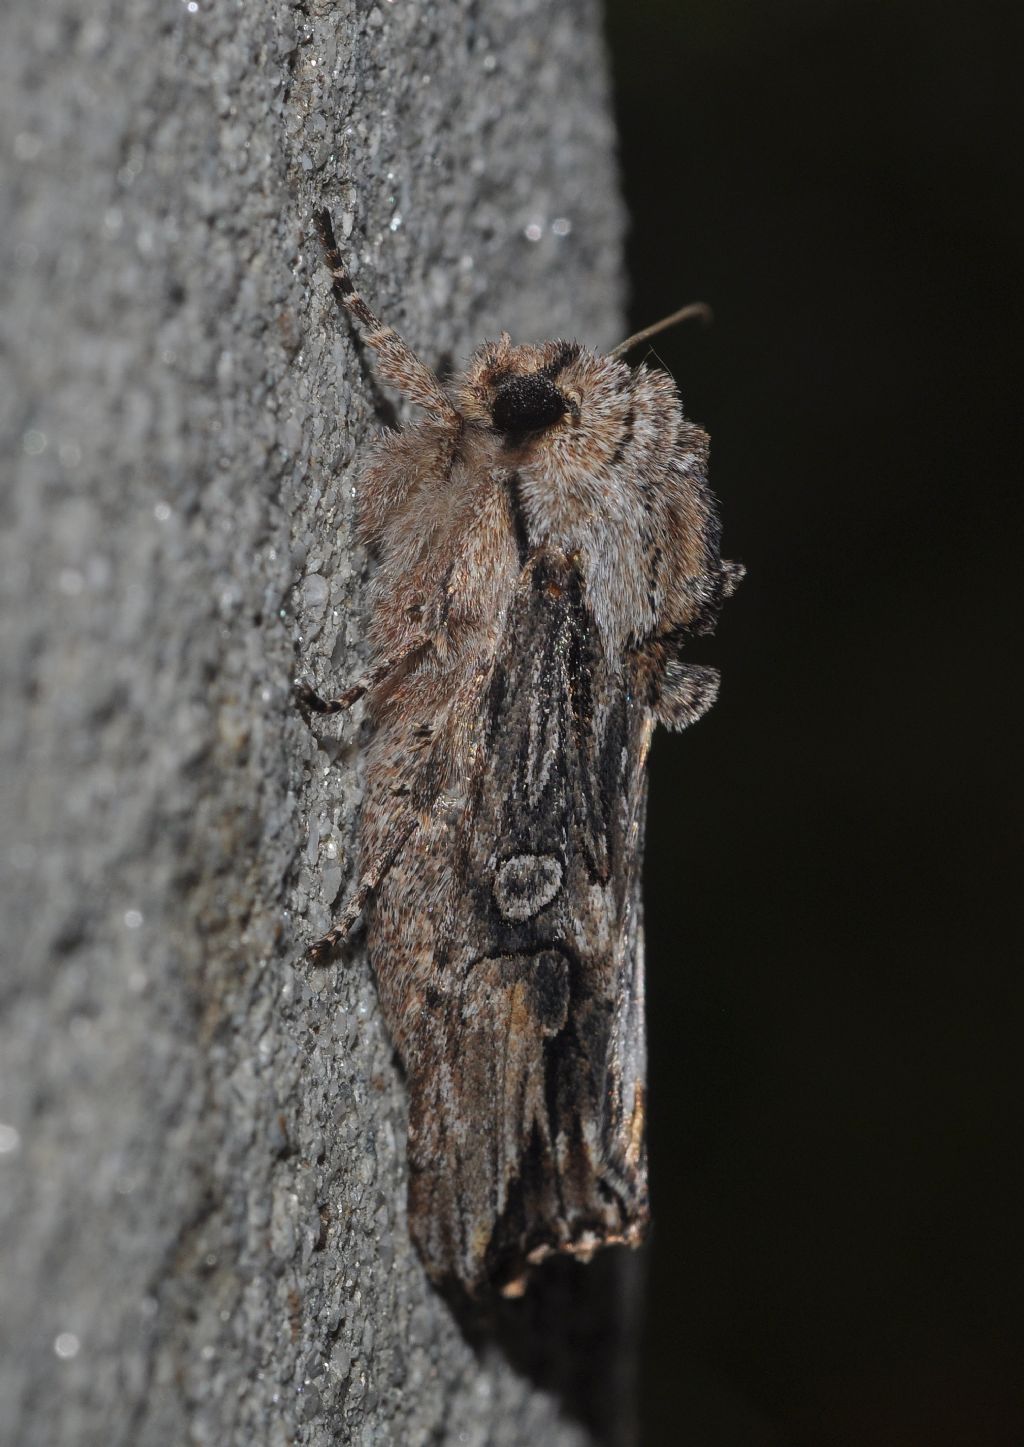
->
[294, 678, 364, 717]
[314, 208, 459, 424]
[294, 634, 429, 718]
[307, 813, 419, 962]
[654, 661, 721, 731]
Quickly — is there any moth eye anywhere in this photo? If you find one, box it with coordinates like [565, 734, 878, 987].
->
[491, 373, 568, 435]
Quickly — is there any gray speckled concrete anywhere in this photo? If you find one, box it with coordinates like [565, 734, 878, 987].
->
[0, 1, 626, 1443]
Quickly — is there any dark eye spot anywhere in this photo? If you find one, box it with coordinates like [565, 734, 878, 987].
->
[491, 373, 567, 436]
[492, 853, 564, 921]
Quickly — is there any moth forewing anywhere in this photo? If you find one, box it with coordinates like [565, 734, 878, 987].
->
[300, 209, 741, 1295]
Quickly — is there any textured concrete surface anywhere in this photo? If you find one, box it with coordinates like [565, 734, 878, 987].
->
[0, 1, 627, 1443]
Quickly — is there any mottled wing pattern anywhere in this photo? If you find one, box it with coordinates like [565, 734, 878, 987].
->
[405, 548, 652, 1293]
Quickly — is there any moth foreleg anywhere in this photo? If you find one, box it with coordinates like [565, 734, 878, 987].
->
[313, 208, 459, 424]
[306, 813, 419, 962]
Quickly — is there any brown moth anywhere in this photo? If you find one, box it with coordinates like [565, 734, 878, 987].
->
[298, 209, 742, 1297]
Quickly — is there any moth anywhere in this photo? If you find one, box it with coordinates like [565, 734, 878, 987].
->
[299, 209, 742, 1297]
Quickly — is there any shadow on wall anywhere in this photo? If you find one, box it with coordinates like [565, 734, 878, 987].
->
[446, 1250, 643, 1447]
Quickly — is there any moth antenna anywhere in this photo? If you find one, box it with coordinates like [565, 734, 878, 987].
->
[607, 301, 713, 360]
[313, 207, 458, 421]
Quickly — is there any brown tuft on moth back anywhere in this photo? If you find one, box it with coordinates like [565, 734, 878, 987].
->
[299, 210, 742, 1295]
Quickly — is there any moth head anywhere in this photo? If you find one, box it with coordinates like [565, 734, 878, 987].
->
[457, 335, 583, 442]
[490, 372, 568, 437]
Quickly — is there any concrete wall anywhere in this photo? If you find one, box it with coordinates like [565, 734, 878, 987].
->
[0, 2, 628, 1442]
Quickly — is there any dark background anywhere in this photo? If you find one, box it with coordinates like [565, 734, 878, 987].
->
[602, 1, 1022, 1442]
